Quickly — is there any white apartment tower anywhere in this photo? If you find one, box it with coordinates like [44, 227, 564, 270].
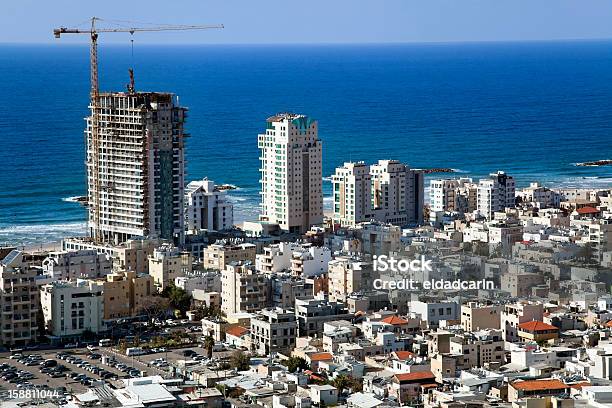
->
[86, 92, 187, 245]
[429, 177, 478, 216]
[332, 160, 424, 227]
[185, 178, 233, 232]
[258, 113, 323, 233]
[477, 171, 516, 219]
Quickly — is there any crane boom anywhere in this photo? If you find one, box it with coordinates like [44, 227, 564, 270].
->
[53, 17, 223, 242]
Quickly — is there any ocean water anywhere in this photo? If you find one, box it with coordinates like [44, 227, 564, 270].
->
[1, 41, 612, 247]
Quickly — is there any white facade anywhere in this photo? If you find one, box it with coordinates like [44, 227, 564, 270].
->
[408, 300, 459, 327]
[42, 249, 112, 280]
[429, 178, 477, 216]
[185, 178, 233, 232]
[221, 263, 268, 316]
[477, 171, 516, 219]
[40, 280, 105, 338]
[258, 113, 323, 233]
[516, 182, 561, 208]
[86, 92, 186, 245]
[256, 242, 331, 277]
[333, 160, 424, 227]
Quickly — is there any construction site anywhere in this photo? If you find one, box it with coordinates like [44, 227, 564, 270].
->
[54, 18, 222, 246]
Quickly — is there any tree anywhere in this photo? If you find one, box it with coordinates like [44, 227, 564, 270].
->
[230, 350, 251, 371]
[161, 284, 192, 316]
[285, 356, 308, 373]
[331, 374, 362, 395]
[137, 296, 170, 324]
[331, 374, 351, 395]
[203, 335, 215, 359]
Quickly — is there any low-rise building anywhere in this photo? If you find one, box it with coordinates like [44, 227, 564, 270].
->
[250, 308, 297, 356]
[40, 280, 105, 340]
[41, 249, 112, 280]
[203, 240, 256, 271]
[148, 244, 193, 291]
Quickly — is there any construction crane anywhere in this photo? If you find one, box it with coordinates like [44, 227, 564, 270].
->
[53, 17, 223, 242]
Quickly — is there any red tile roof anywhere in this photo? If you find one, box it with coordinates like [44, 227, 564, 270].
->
[309, 352, 333, 362]
[576, 206, 600, 215]
[394, 371, 435, 383]
[392, 351, 416, 360]
[225, 325, 249, 338]
[511, 379, 568, 392]
[381, 315, 409, 325]
[518, 321, 558, 332]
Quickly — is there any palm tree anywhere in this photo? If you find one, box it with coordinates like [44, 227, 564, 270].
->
[203, 335, 215, 359]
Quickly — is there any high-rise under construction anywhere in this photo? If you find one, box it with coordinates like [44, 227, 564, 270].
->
[85, 91, 187, 245]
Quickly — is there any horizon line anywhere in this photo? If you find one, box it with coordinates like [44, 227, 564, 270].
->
[2, 37, 612, 47]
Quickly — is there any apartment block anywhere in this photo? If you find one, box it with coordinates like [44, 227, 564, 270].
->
[86, 92, 187, 245]
[460, 303, 502, 331]
[448, 329, 506, 368]
[258, 113, 323, 233]
[40, 280, 105, 339]
[185, 178, 233, 232]
[295, 297, 352, 337]
[250, 308, 298, 355]
[102, 270, 154, 320]
[0, 251, 39, 347]
[221, 263, 269, 315]
[516, 182, 561, 208]
[62, 237, 162, 274]
[256, 242, 331, 277]
[41, 249, 112, 280]
[477, 171, 516, 219]
[148, 244, 193, 290]
[429, 178, 478, 217]
[501, 302, 544, 342]
[333, 160, 424, 227]
[203, 240, 256, 271]
[328, 257, 375, 303]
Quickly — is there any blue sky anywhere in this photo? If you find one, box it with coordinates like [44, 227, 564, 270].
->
[4, 0, 612, 44]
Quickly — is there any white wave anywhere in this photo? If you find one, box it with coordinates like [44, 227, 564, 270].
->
[322, 176, 333, 182]
[0, 222, 87, 246]
[62, 196, 84, 203]
[451, 168, 469, 174]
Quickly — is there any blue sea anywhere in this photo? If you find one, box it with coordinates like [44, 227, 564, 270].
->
[1, 41, 612, 247]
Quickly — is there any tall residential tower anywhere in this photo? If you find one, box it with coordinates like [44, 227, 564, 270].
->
[86, 91, 187, 245]
[332, 160, 424, 227]
[258, 113, 323, 233]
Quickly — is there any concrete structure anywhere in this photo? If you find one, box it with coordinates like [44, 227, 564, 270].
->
[258, 113, 323, 233]
[448, 330, 505, 368]
[203, 240, 256, 271]
[429, 178, 477, 216]
[41, 249, 112, 280]
[185, 178, 233, 232]
[409, 300, 459, 328]
[501, 302, 544, 342]
[102, 270, 154, 320]
[62, 237, 162, 274]
[0, 250, 39, 346]
[328, 257, 375, 303]
[256, 242, 331, 277]
[40, 280, 105, 339]
[333, 160, 424, 227]
[295, 297, 352, 337]
[86, 92, 187, 245]
[250, 308, 297, 355]
[517, 182, 561, 208]
[460, 303, 502, 331]
[477, 171, 516, 219]
[148, 244, 193, 290]
[221, 263, 268, 315]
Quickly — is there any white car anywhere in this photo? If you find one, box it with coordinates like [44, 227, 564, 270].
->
[86, 345, 97, 351]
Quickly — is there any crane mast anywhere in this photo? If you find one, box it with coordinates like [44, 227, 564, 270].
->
[53, 17, 223, 242]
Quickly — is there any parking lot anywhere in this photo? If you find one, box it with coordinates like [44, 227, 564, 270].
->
[0, 342, 237, 405]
